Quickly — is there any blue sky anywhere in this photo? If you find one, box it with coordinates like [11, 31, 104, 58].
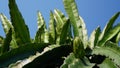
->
[0, 0, 120, 38]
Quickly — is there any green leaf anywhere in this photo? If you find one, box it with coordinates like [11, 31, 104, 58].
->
[35, 11, 49, 43]
[99, 12, 120, 42]
[116, 32, 120, 43]
[0, 13, 18, 49]
[79, 16, 88, 48]
[98, 58, 117, 68]
[59, 19, 71, 44]
[73, 37, 85, 58]
[98, 24, 120, 46]
[9, 0, 31, 45]
[61, 53, 94, 68]
[54, 9, 67, 34]
[0, 43, 49, 67]
[92, 42, 120, 66]
[23, 45, 72, 68]
[54, 9, 68, 44]
[37, 11, 46, 29]
[0, 13, 12, 34]
[1, 28, 12, 54]
[63, 0, 82, 38]
[63, 0, 88, 48]
[48, 11, 56, 44]
[89, 26, 101, 49]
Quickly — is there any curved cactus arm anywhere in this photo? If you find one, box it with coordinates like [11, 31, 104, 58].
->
[60, 53, 94, 68]
[0, 43, 49, 67]
[98, 58, 117, 68]
[92, 42, 120, 66]
[23, 45, 72, 68]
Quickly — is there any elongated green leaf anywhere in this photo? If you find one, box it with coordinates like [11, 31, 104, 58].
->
[89, 26, 101, 49]
[9, 0, 31, 45]
[48, 11, 56, 44]
[1, 29, 12, 54]
[0, 43, 49, 67]
[54, 9, 67, 34]
[61, 53, 94, 68]
[99, 12, 120, 41]
[98, 58, 117, 68]
[63, 0, 88, 48]
[73, 37, 85, 58]
[37, 11, 46, 29]
[63, 0, 82, 38]
[0, 13, 18, 49]
[98, 24, 120, 46]
[0, 13, 12, 34]
[35, 11, 49, 43]
[53, 9, 68, 44]
[79, 16, 88, 48]
[92, 42, 120, 66]
[23, 45, 72, 68]
[59, 19, 71, 44]
[54, 9, 67, 29]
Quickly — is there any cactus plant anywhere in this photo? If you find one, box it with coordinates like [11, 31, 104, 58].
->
[0, 0, 120, 68]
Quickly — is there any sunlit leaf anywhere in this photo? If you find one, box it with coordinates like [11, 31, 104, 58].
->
[98, 24, 120, 46]
[61, 53, 94, 68]
[0, 13, 18, 49]
[35, 11, 48, 43]
[63, 0, 82, 38]
[99, 12, 120, 42]
[48, 11, 56, 44]
[89, 26, 101, 49]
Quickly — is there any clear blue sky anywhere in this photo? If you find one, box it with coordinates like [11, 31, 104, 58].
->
[0, 0, 120, 38]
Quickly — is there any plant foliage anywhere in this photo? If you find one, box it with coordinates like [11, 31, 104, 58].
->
[0, 0, 119, 68]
